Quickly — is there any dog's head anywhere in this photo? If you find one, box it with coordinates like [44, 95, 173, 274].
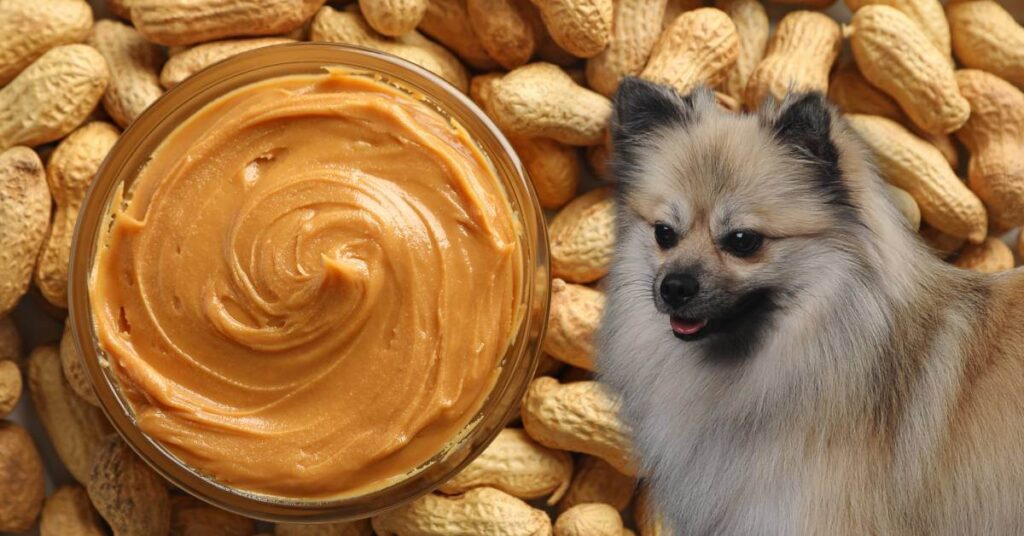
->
[608, 78, 874, 361]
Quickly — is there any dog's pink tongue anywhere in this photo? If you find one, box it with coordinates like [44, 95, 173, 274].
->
[671, 317, 708, 335]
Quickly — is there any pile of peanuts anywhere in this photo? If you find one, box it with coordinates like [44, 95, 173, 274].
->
[1, 0, 1023, 533]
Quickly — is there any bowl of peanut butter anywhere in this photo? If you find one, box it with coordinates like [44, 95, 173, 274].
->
[67, 43, 549, 522]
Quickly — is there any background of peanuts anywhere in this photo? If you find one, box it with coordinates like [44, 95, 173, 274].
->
[3, 0, 1024, 534]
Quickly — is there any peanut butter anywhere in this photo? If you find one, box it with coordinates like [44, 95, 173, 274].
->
[89, 69, 523, 498]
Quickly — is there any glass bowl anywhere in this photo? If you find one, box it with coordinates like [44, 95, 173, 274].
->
[67, 43, 549, 523]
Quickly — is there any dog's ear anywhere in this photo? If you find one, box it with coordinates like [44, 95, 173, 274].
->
[610, 78, 712, 186]
[764, 92, 846, 205]
[611, 77, 707, 149]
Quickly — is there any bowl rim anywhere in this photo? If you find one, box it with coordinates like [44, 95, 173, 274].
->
[67, 42, 550, 522]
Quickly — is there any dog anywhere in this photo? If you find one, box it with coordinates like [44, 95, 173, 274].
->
[596, 77, 1024, 535]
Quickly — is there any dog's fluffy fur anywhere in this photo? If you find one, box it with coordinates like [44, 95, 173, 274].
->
[597, 78, 1024, 535]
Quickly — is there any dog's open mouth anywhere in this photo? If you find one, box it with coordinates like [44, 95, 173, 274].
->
[670, 317, 709, 340]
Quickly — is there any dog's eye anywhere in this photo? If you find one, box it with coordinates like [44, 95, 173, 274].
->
[722, 230, 763, 257]
[654, 223, 678, 249]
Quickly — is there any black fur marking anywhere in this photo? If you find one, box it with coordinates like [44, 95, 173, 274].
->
[768, 93, 852, 212]
[611, 77, 699, 145]
[695, 287, 780, 364]
[609, 78, 709, 189]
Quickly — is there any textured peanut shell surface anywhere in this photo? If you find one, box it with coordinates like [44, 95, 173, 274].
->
[851, 5, 969, 135]
[0, 147, 51, 316]
[543, 279, 604, 370]
[521, 377, 635, 475]
[27, 345, 112, 484]
[549, 187, 616, 283]
[585, 0, 668, 97]
[160, 37, 295, 89]
[129, 0, 325, 45]
[745, 10, 841, 109]
[528, 0, 613, 58]
[947, 0, 1024, 90]
[641, 7, 739, 97]
[0, 44, 109, 151]
[490, 62, 612, 146]
[0, 421, 45, 533]
[438, 428, 574, 504]
[954, 69, 1024, 229]
[845, 114, 987, 243]
[0, 0, 93, 86]
[553, 503, 625, 536]
[372, 487, 553, 536]
[35, 121, 119, 308]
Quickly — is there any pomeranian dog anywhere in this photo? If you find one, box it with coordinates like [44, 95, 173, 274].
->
[596, 77, 1024, 535]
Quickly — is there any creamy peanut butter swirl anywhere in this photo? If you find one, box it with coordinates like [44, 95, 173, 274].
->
[90, 70, 523, 498]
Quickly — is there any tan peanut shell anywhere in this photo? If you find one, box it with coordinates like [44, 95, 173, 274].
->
[550, 187, 615, 283]
[40, 485, 105, 536]
[371, 487, 553, 536]
[829, 62, 958, 167]
[850, 5, 969, 135]
[716, 0, 769, 104]
[129, 0, 324, 46]
[0, 44, 109, 150]
[0, 360, 21, 419]
[88, 435, 171, 536]
[311, 7, 469, 92]
[418, 0, 497, 70]
[28, 345, 112, 484]
[954, 69, 1024, 229]
[439, 428, 574, 503]
[521, 378, 635, 475]
[0, 316, 21, 368]
[844, 0, 951, 61]
[0, 147, 51, 316]
[470, 73, 580, 209]
[554, 503, 625, 536]
[60, 324, 99, 406]
[491, 62, 612, 146]
[275, 520, 373, 536]
[641, 8, 739, 98]
[360, 0, 428, 36]
[954, 237, 1014, 273]
[920, 224, 966, 259]
[516, 137, 581, 209]
[559, 456, 636, 513]
[0, 0, 93, 86]
[160, 37, 295, 89]
[662, 0, 704, 29]
[845, 114, 987, 243]
[468, 0, 536, 70]
[0, 421, 45, 532]
[35, 121, 119, 308]
[745, 10, 841, 109]
[170, 495, 255, 536]
[885, 184, 922, 231]
[947, 0, 1024, 90]
[529, 0, 612, 58]
[585, 0, 668, 97]
[543, 279, 603, 370]
[87, 20, 165, 128]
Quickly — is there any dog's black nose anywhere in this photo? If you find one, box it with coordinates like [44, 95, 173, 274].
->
[660, 273, 699, 307]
